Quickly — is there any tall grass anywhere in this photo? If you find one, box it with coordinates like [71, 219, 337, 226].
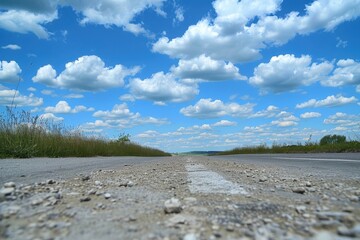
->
[216, 141, 360, 155]
[0, 108, 170, 158]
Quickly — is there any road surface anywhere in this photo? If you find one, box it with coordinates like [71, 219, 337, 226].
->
[1, 154, 360, 239]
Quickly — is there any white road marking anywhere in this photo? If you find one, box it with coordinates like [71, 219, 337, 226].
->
[186, 163, 248, 195]
[275, 157, 360, 163]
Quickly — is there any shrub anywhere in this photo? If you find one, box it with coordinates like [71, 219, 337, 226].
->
[319, 134, 346, 145]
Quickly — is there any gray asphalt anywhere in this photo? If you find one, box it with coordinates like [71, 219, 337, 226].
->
[0, 156, 170, 184]
[210, 153, 360, 178]
[1, 153, 359, 185]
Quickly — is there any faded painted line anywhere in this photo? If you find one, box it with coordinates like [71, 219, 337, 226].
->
[186, 163, 248, 195]
[275, 157, 360, 163]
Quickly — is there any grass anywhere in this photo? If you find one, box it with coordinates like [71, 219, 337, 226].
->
[0, 107, 170, 158]
[215, 141, 360, 155]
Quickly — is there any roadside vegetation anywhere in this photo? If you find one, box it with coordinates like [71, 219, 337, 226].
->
[216, 134, 360, 155]
[0, 108, 170, 158]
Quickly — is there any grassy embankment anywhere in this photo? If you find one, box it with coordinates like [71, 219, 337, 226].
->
[0, 108, 170, 158]
[216, 141, 360, 155]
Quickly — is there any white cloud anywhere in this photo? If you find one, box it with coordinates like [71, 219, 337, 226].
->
[300, 112, 322, 119]
[296, 95, 358, 109]
[180, 98, 254, 119]
[64, 93, 84, 99]
[33, 55, 140, 91]
[171, 55, 245, 81]
[0, 89, 43, 107]
[271, 111, 299, 127]
[321, 59, 360, 87]
[61, 0, 166, 35]
[0, 0, 166, 37]
[250, 105, 280, 118]
[45, 100, 94, 114]
[0, 9, 57, 39]
[174, 4, 184, 23]
[249, 54, 333, 93]
[2, 44, 21, 50]
[212, 120, 237, 127]
[153, 0, 360, 63]
[0, 60, 22, 83]
[81, 103, 168, 132]
[39, 113, 63, 122]
[324, 112, 360, 129]
[128, 72, 198, 104]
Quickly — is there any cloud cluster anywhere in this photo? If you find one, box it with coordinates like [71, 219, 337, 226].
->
[0, 0, 166, 38]
[249, 54, 333, 93]
[153, 0, 360, 63]
[128, 72, 199, 105]
[296, 95, 358, 109]
[33, 55, 140, 91]
[81, 103, 168, 132]
[321, 59, 360, 88]
[180, 98, 254, 119]
[0, 60, 22, 83]
[45, 101, 94, 114]
[0, 88, 43, 107]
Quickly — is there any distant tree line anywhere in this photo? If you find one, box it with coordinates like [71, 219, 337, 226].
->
[319, 134, 346, 145]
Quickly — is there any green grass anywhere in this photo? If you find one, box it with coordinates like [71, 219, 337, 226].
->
[0, 108, 170, 158]
[215, 141, 360, 155]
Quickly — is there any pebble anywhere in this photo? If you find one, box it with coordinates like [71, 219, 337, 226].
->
[259, 177, 268, 182]
[81, 175, 90, 181]
[164, 198, 182, 214]
[80, 197, 91, 202]
[292, 187, 306, 194]
[95, 181, 103, 186]
[104, 193, 112, 199]
[47, 179, 56, 185]
[4, 182, 16, 188]
[183, 233, 197, 240]
[0, 187, 15, 196]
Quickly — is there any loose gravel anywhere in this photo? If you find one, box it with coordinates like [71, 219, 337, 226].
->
[1, 156, 359, 239]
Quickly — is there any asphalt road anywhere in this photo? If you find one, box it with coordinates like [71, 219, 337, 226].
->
[210, 153, 360, 179]
[1, 153, 359, 185]
[0, 156, 171, 184]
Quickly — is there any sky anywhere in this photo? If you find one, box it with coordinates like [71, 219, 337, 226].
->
[0, 0, 360, 153]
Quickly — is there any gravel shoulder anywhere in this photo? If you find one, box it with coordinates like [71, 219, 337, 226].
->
[1, 156, 360, 239]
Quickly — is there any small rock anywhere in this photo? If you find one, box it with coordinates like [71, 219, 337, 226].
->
[259, 177, 268, 182]
[337, 226, 356, 237]
[80, 197, 91, 202]
[46, 179, 56, 185]
[104, 193, 112, 199]
[305, 181, 312, 187]
[88, 189, 97, 195]
[0, 187, 15, 196]
[183, 233, 197, 240]
[4, 182, 16, 188]
[292, 187, 306, 194]
[164, 198, 182, 214]
[94, 181, 102, 186]
[296, 205, 307, 214]
[31, 198, 44, 206]
[81, 175, 90, 181]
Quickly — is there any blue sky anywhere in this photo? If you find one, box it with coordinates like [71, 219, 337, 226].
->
[1, 0, 359, 153]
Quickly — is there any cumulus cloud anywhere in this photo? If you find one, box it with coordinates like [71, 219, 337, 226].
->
[250, 105, 280, 118]
[296, 95, 358, 109]
[33, 55, 140, 91]
[171, 55, 245, 81]
[180, 98, 254, 119]
[39, 113, 63, 122]
[61, 0, 166, 35]
[81, 103, 168, 132]
[0, 0, 166, 37]
[300, 112, 322, 119]
[212, 120, 237, 127]
[45, 101, 94, 114]
[0, 9, 57, 39]
[0, 60, 22, 83]
[249, 54, 333, 93]
[324, 112, 360, 127]
[321, 59, 360, 87]
[2, 44, 21, 50]
[270, 111, 299, 127]
[0, 89, 43, 107]
[128, 72, 198, 104]
[153, 0, 360, 63]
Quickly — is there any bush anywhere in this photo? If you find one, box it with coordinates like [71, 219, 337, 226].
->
[319, 134, 346, 145]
